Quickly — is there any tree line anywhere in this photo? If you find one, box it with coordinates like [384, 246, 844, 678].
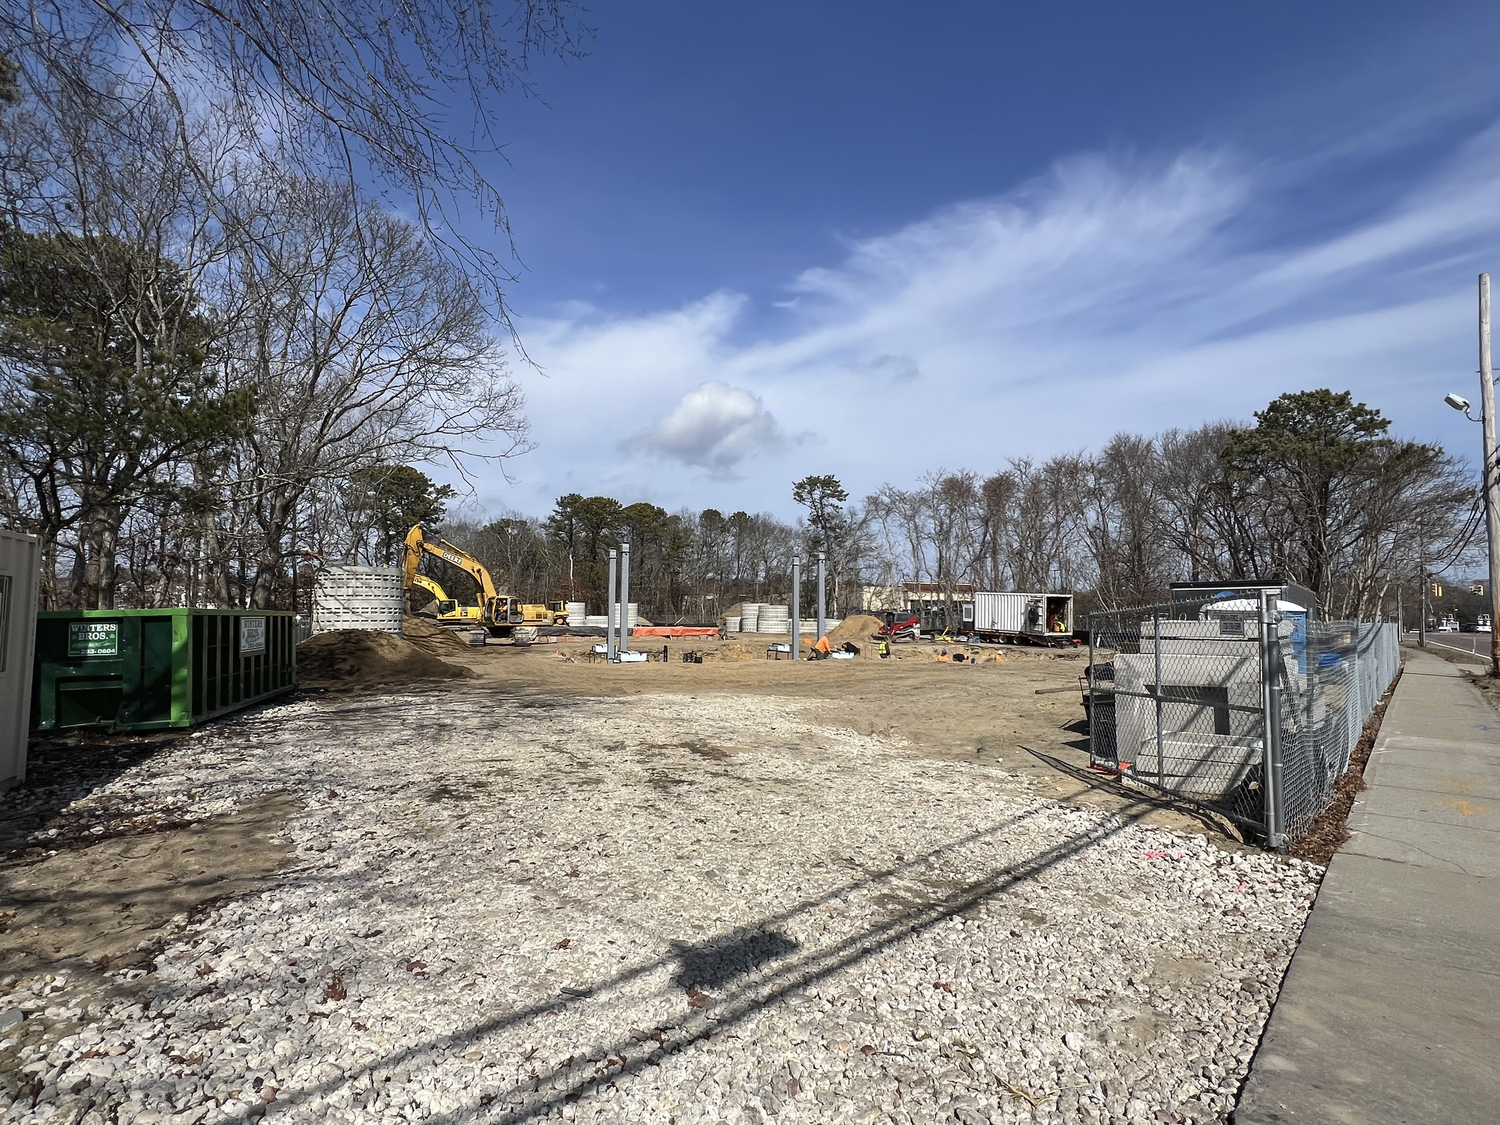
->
[865, 391, 1473, 621]
[434, 479, 860, 623]
[431, 391, 1473, 625]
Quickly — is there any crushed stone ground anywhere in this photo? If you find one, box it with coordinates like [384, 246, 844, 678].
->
[0, 685, 1319, 1125]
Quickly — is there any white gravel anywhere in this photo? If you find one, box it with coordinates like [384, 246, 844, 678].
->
[0, 686, 1321, 1125]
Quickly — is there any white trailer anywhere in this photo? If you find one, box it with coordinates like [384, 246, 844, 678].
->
[971, 591, 1074, 644]
[1, 529, 40, 791]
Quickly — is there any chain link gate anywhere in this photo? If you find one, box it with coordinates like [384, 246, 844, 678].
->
[1087, 595, 1400, 848]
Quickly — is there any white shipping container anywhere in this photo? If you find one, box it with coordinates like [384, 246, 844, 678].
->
[972, 591, 1074, 638]
[1, 529, 40, 791]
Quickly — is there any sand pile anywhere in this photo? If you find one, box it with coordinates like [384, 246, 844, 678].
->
[826, 614, 884, 645]
[298, 629, 477, 687]
[401, 614, 473, 656]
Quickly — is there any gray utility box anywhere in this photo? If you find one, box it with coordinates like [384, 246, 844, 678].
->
[1, 529, 40, 791]
[972, 591, 1074, 640]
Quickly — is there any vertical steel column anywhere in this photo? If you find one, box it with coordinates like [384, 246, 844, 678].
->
[791, 556, 801, 661]
[1153, 606, 1164, 787]
[619, 543, 632, 654]
[816, 551, 827, 642]
[605, 548, 618, 661]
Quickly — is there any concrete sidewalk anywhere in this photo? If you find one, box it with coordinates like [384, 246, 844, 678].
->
[1235, 649, 1500, 1124]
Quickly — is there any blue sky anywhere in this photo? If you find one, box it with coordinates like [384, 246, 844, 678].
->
[445, 2, 1500, 521]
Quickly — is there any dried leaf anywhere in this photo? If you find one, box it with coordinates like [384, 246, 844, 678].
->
[554, 939, 571, 950]
[787, 1077, 802, 1096]
[686, 986, 708, 1009]
[859, 1045, 877, 1056]
[629, 1028, 652, 1042]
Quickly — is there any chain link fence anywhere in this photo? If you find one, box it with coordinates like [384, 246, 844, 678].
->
[1087, 596, 1399, 848]
[1276, 619, 1401, 841]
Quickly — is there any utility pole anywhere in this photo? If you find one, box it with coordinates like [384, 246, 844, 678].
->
[1419, 535, 1427, 650]
[1480, 274, 1500, 676]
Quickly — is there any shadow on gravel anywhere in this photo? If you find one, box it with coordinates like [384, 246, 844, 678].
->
[238, 785, 1197, 1125]
[671, 929, 801, 989]
[1022, 745, 1245, 843]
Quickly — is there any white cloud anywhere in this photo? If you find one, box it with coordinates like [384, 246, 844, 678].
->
[631, 381, 785, 475]
[488, 126, 1500, 518]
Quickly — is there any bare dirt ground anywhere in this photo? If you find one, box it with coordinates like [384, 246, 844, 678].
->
[0, 635, 1316, 1125]
[449, 637, 1249, 844]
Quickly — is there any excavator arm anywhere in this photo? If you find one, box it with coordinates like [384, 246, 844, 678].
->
[411, 573, 453, 606]
[403, 524, 518, 627]
[404, 525, 500, 600]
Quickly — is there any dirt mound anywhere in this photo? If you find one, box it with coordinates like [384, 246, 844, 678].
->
[827, 614, 885, 645]
[298, 629, 476, 687]
[401, 614, 473, 656]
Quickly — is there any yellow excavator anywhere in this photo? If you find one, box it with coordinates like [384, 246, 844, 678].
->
[402, 525, 568, 632]
[409, 573, 487, 625]
[403, 525, 523, 633]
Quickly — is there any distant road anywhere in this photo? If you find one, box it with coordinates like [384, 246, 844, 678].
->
[1415, 631, 1491, 658]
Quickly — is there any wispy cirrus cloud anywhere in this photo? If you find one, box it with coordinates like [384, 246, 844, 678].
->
[500, 125, 1500, 518]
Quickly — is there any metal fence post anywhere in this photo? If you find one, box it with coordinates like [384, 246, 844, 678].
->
[606, 548, 618, 661]
[1087, 612, 1096, 764]
[1268, 664, 1286, 850]
[1260, 590, 1286, 850]
[1153, 606, 1164, 787]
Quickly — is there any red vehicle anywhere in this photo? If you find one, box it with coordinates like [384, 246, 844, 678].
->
[878, 613, 921, 640]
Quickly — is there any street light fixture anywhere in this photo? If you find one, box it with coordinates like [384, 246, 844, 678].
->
[1445, 392, 1472, 415]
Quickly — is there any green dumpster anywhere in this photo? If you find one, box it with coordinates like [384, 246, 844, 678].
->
[31, 609, 297, 731]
